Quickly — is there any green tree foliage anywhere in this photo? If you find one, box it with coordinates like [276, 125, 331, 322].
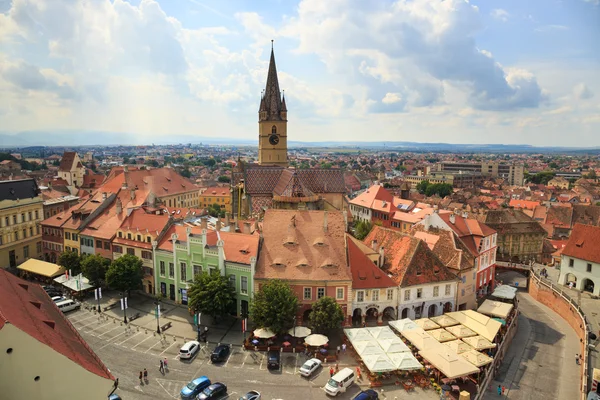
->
[58, 250, 82, 276]
[180, 168, 192, 178]
[527, 171, 556, 185]
[145, 159, 160, 168]
[207, 203, 225, 218]
[203, 158, 216, 167]
[585, 170, 597, 179]
[105, 254, 144, 294]
[354, 221, 372, 240]
[425, 183, 453, 198]
[416, 180, 430, 194]
[217, 175, 231, 183]
[250, 280, 298, 334]
[81, 254, 110, 287]
[187, 271, 236, 321]
[308, 296, 345, 333]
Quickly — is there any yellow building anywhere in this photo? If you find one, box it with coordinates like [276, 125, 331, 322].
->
[0, 269, 117, 399]
[0, 179, 44, 268]
[258, 45, 288, 167]
[199, 186, 232, 214]
[63, 227, 81, 255]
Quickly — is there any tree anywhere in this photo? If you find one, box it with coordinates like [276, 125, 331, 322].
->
[425, 183, 453, 198]
[58, 250, 82, 276]
[250, 280, 298, 334]
[81, 254, 110, 288]
[218, 175, 231, 183]
[308, 296, 345, 333]
[207, 203, 225, 218]
[416, 180, 430, 194]
[105, 254, 144, 294]
[180, 168, 192, 178]
[354, 221, 372, 240]
[585, 170, 597, 179]
[188, 271, 236, 322]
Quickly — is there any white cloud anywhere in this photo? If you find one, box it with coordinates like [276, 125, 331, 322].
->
[491, 9, 509, 22]
[382, 93, 402, 104]
[573, 83, 594, 100]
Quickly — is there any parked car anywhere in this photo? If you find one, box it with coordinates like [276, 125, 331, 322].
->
[210, 344, 230, 363]
[267, 351, 280, 370]
[180, 376, 211, 399]
[239, 390, 261, 400]
[180, 340, 201, 360]
[299, 358, 322, 377]
[55, 299, 81, 313]
[353, 390, 379, 400]
[52, 296, 67, 303]
[196, 382, 227, 400]
[43, 286, 62, 297]
[108, 394, 122, 400]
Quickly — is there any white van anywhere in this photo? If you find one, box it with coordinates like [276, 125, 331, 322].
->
[56, 299, 80, 313]
[324, 367, 355, 396]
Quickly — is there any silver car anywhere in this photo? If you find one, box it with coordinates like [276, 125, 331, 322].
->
[299, 358, 322, 377]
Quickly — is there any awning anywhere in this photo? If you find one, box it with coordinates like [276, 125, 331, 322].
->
[389, 318, 420, 333]
[461, 335, 497, 351]
[428, 328, 457, 343]
[388, 352, 423, 370]
[477, 300, 514, 319]
[366, 326, 398, 340]
[53, 274, 93, 292]
[400, 328, 445, 351]
[415, 318, 441, 331]
[444, 310, 502, 342]
[461, 350, 494, 367]
[362, 354, 396, 373]
[354, 340, 385, 357]
[443, 339, 473, 355]
[419, 347, 479, 379]
[430, 314, 460, 327]
[377, 337, 410, 354]
[18, 259, 65, 278]
[445, 324, 478, 339]
[344, 328, 375, 343]
[491, 285, 518, 300]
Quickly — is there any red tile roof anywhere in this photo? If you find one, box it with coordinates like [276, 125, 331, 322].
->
[220, 231, 260, 265]
[347, 237, 396, 289]
[157, 225, 207, 251]
[509, 199, 541, 210]
[200, 187, 230, 197]
[118, 208, 170, 235]
[58, 152, 78, 172]
[0, 269, 114, 380]
[562, 224, 600, 264]
[349, 185, 395, 211]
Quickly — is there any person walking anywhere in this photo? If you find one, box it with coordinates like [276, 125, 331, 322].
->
[356, 366, 362, 380]
[342, 343, 347, 353]
[329, 367, 334, 377]
[159, 359, 164, 374]
[139, 371, 143, 385]
[497, 385, 502, 396]
[163, 358, 169, 371]
[336, 345, 340, 355]
[502, 386, 506, 395]
[143, 368, 148, 383]
[335, 363, 339, 373]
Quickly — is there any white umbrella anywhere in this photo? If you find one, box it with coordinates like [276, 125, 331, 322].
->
[304, 334, 329, 346]
[288, 326, 311, 337]
[253, 328, 276, 338]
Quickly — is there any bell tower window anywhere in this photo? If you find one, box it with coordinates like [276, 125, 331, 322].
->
[271, 125, 277, 134]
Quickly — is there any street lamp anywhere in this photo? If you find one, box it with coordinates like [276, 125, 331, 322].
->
[121, 292, 128, 324]
[155, 297, 161, 334]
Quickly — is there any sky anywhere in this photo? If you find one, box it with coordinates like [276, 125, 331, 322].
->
[0, 0, 599, 146]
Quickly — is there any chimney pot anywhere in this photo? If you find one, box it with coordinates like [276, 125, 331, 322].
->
[201, 218, 208, 229]
[371, 240, 378, 252]
[216, 219, 222, 231]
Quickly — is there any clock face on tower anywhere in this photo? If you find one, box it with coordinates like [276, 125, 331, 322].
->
[269, 134, 280, 145]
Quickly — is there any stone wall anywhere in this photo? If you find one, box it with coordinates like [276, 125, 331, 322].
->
[529, 273, 589, 399]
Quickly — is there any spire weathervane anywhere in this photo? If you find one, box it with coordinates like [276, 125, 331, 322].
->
[271, 39, 274, 49]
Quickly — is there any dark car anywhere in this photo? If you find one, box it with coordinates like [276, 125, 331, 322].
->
[239, 390, 260, 400]
[267, 351, 280, 370]
[353, 390, 379, 400]
[196, 382, 227, 400]
[210, 345, 230, 363]
[43, 286, 62, 297]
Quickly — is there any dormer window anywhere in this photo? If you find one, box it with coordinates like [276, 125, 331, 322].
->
[137, 234, 142, 241]
[416, 269, 422, 276]
[118, 231, 122, 238]
[127, 233, 132, 240]
[283, 237, 296, 246]
[313, 237, 326, 247]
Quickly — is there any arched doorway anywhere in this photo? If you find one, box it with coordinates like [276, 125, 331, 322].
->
[302, 309, 312, 326]
[401, 308, 409, 319]
[564, 273, 577, 286]
[583, 279, 595, 293]
[365, 308, 378, 326]
[427, 304, 437, 318]
[443, 302, 453, 313]
[383, 307, 396, 322]
[352, 308, 362, 326]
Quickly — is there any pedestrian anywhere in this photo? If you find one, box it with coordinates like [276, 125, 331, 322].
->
[336, 345, 340, 355]
[163, 357, 169, 371]
[497, 385, 502, 396]
[502, 386, 506, 395]
[342, 343, 346, 353]
[329, 367, 334, 377]
[356, 366, 362, 380]
[159, 359, 164, 374]
[335, 363, 339, 373]
[139, 371, 143, 385]
[576, 354, 580, 365]
[143, 368, 148, 382]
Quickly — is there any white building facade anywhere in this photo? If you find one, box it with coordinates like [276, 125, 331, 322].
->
[398, 281, 457, 320]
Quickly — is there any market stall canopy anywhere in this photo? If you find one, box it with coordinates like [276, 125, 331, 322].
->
[430, 314, 460, 327]
[419, 347, 479, 379]
[253, 328, 276, 338]
[304, 334, 328, 347]
[443, 339, 473, 354]
[18, 259, 65, 278]
[428, 328, 457, 343]
[366, 326, 398, 340]
[53, 274, 93, 292]
[401, 328, 444, 351]
[461, 335, 497, 350]
[415, 318, 441, 331]
[288, 326, 311, 337]
[445, 310, 502, 342]
[492, 285, 518, 300]
[445, 324, 478, 339]
[344, 328, 374, 343]
[477, 300, 514, 319]
[388, 352, 423, 370]
[354, 340, 385, 356]
[362, 354, 396, 373]
[461, 350, 494, 367]
[377, 337, 410, 354]
[389, 318, 420, 333]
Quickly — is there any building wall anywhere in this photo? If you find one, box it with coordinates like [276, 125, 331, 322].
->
[199, 193, 232, 214]
[0, 197, 43, 268]
[42, 227, 63, 263]
[321, 192, 345, 211]
[160, 190, 200, 208]
[349, 204, 372, 224]
[258, 119, 288, 167]
[496, 231, 545, 263]
[225, 261, 253, 317]
[351, 287, 398, 324]
[90, 236, 112, 259]
[79, 235, 95, 256]
[0, 324, 114, 400]
[456, 269, 477, 310]
[398, 282, 456, 320]
[63, 228, 80, 255]
[558, 254, 600, 296]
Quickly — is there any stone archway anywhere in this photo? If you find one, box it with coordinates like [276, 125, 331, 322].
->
[564, 273, 577, 286]
[443, 302, 453, 313]
[401, 307, 410, 319]
[583, 278, 595, 293]
[383, 307, 396, 322]
[365, 308, 378, 326]
[352, 308, 362, 327]
[427, 304, 437, 318]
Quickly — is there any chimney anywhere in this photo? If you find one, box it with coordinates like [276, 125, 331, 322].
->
[462, 211, 469, 219]
[243, 222, 251, 235]
[230, 216, 236, 231]
[130, 188, 136, 201]
[102, 192, 107, 200]
[433, 205, 439, 214]
[323, 211, 328, 233]
[116, 198, 122, 214]
[201, 218, 208, 229]
[225, 213, 230, 227]
[201, 229, 207, 245]
[216, 219, 222, 231]
[449, 214, 456, 224]
[371, 239, 378, 252]
[379, 246, 385, 268]
[122, 165, 129, 189]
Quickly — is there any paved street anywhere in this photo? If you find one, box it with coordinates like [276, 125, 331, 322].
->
[66, 309, 436, 399]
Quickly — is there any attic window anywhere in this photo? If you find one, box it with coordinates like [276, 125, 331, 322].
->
[416, 269, 422, 276]
[575, 239, 584, 247]
[358, 271, 367, 280]
[166, 177, 171, 182]
[43, 320, 56, 329]
[29, 300, 42, 309]
[434, 266, 440, 274]
[18, 283, 29, 291]
[272, 262, 286, 267]
[239, 248, 249, 254]
[163, 187, 168, 191]
[313, 237, 326, 247]
[283, 237, 296, 246]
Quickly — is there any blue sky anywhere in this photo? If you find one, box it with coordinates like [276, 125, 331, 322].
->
[0, 0, 598, 146]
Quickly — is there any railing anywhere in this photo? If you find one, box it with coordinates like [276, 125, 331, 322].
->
[530, 270, 590, 400]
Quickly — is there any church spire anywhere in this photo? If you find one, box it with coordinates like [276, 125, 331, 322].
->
[260, 40, 283, 121]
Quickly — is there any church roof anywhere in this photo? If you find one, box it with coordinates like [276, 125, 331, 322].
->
[274, 169, 316, 198]
[235, 166, 346, 195]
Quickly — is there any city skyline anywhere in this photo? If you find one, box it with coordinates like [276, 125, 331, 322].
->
[0, 0, 599, 146]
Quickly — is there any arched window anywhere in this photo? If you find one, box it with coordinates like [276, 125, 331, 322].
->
[271, 125, 277, 134]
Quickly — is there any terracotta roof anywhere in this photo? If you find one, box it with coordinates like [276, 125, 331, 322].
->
[509, 199, 540, 210]
[81, 172, 105, 189]
[571, 205, 600, 227]
[100, 167, 196, 196]
[562, 224, 600, 264]
[349, 185, 395, 210]
[236, 166, 346, 195]
[58, 152, 78, 172]
[255, 210, 351, 281]
[347, 237, 396, 289]
[157, 225, 206, 251]
[363, 226, 457, 287]
[532, 205, 548, 221]
[220, 231, 259, 265]
[0, 269, 114, 380]
[118, 208, 170, 235]
[163, 206, 206, 219]
[545, 206, 573, 228]
[412, 225, 474, 272]
[200, 187, 230, 197]
[41, 209, 70, 228]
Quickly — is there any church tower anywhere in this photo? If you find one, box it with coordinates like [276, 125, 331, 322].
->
[258, 42, 288, 167]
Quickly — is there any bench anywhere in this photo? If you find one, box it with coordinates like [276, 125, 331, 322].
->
[161, 321, 172, 331]
[103, 302, 118, 311]
[129, 312, 141, 321]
